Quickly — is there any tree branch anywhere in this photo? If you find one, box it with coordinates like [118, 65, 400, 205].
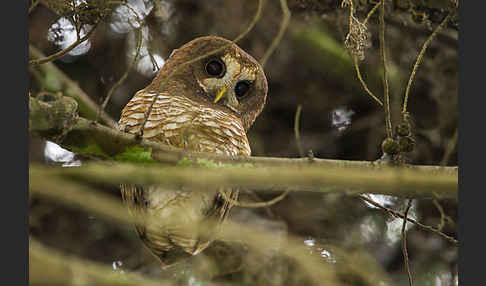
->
[29, 46, 117, 128]
[30, 94, 456, 168]
[30, 238, 170, 286]
[29, 93, 457, 199]
[31, 159, 457, 199]
[29, 24, 98, 66]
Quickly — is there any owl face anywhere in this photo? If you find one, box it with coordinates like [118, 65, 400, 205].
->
[150, 36, 268, 131]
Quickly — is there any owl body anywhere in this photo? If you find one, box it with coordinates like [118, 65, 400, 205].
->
[118, 36, 267, 266]
[118, 90, 251, 156]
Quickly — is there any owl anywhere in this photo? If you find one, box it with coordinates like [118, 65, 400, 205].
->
[117, 36, 268, 266]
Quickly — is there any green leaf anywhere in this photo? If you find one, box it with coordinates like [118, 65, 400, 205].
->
[70, 143, 111, 159]
[114, 146, 157, 164]
[196, 158, 221, 168]
[176, 157, 194, 167]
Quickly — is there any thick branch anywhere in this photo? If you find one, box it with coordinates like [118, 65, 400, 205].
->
[30, 93, 457, 199]
[30, 238, 170, 286]
[30, 160, 457, 199]
[29, 94, 457, 172]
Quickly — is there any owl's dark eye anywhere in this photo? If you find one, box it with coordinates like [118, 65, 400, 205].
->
[205, 59, 225, 78]
[235, 81, 251, 97]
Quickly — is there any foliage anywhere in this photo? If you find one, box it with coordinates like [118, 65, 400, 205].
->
[114, 146, 157, 164]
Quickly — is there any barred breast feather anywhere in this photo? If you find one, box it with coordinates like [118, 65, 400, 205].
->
[117, 89, 248, 265]
[118, 90, 251, 156]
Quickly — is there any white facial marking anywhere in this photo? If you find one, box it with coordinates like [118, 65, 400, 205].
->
[199, 53, 256, 94]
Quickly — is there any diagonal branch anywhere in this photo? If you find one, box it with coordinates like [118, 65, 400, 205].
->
[29, 94, 457, 172]
[30, 238, 173, 286]
[29, 46, 117, 128]
[260, 0, 291, 66]
[359, 195, 457, 245]
[402, 199, 414, 286]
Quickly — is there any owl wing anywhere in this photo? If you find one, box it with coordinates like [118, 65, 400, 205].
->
[118, 89, 250, 261]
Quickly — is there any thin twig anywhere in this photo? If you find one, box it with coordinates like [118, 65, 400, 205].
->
[29, 23, 98, 66]
[353, 55, 383, 106]
[343, 1, 383, 106]
[440, 127, 458, 166]
[359, 195, 458, 245]
[363, 1, 381, 25]
[294, 104, 304, 157]
[29, 0, 40, 14]
[138, 0, 264, 137]
[260, 0, 291, 66]
[71, 0, 82, 38]
[379, 0, 393, 138]
[148, 50, 161, 72]
[246, 191, 278, 217]
[341, 0, 353, 32]
[232, 0, 264, 43]
[432, 199, 446, 231]
[434, 128, 458, 231]
[221, 190, 290, 208]
[402, 199, 414, 286]
[402, 13, 452, 114]
[97, 1, 144, 123]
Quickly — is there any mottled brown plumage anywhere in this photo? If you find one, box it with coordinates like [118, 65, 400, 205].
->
[117, 36, 267, 266]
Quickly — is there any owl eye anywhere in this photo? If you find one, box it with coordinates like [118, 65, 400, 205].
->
[235, 80, 251, 97]
[205, 58, 226, 78]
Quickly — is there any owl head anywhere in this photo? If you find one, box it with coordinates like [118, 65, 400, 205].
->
[149, 36, 268, 131]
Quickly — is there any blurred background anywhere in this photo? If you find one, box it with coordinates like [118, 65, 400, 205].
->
[29, 0, 458, 285]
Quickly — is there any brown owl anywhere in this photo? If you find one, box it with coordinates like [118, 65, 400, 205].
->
[117, 36, 268, 266]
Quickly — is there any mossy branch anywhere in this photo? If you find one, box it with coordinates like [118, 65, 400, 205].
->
[29, 46, 117, 128]
[30, 94, 457, 199]
[30, 93, 455, 167]
[31, 160, 457, 199]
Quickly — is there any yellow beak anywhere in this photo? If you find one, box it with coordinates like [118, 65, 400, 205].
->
[214, 86, 227, 103]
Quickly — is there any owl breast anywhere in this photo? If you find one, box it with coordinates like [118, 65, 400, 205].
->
[118, 90, 251, 157]
[118, 89, 249, 263]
